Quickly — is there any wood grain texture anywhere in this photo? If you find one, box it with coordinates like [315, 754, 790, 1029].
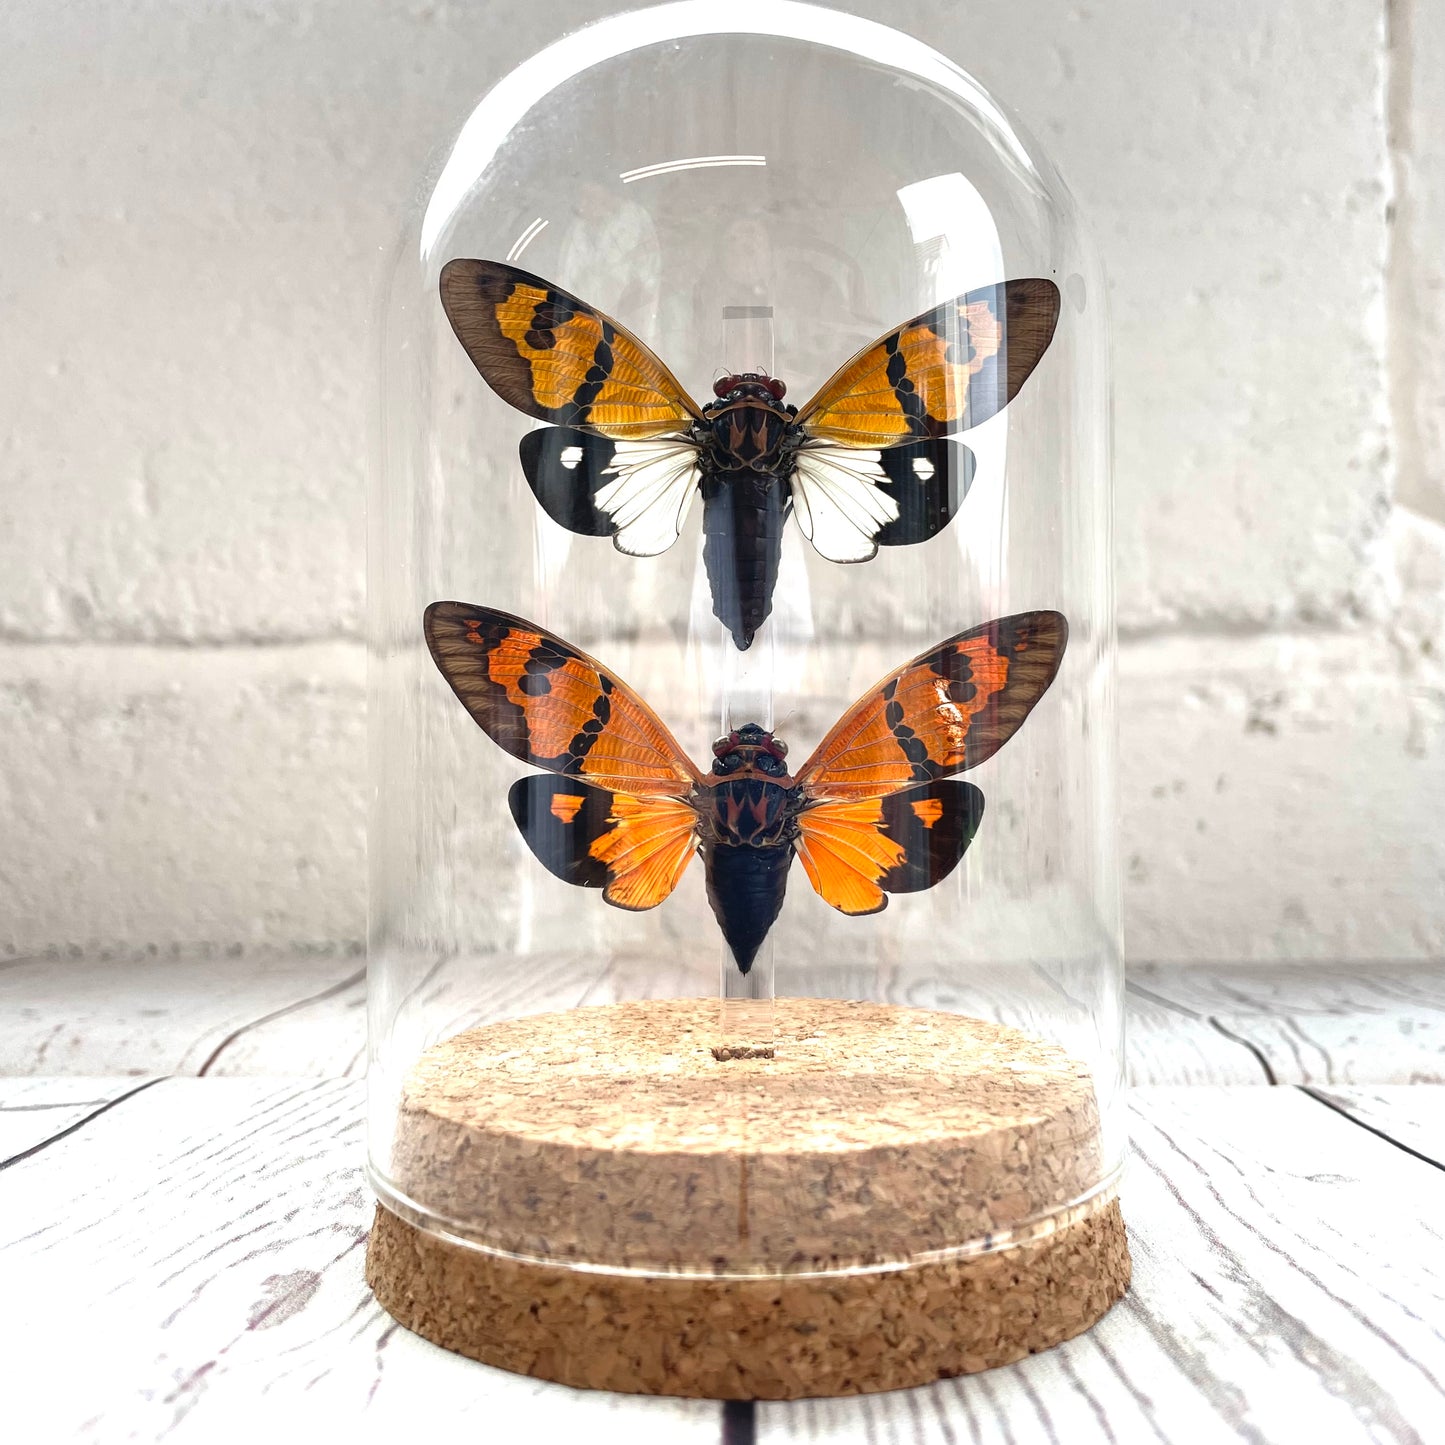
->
[0, 960, 1436, 1087]
[2, 1079, 1443, 1441]
[1131, 962, 1445, 1084]
[0, 1077, 717, 1444]
[0, 1076, 160, 1161]
[1306, 1084, 1445, 1168]
[1121, 983, 1266, 1085]
[0, 952, 365, 1077]
[758, 1085, 1445, 1443]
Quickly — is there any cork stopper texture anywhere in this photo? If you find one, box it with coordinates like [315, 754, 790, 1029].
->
[366, 1196, 1129, 1397]
[386, 997, 1109, 1271]
[368, 997, 1129, 1394]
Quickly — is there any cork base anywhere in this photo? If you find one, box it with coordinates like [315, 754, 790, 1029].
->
[366, 1196, 1129, 1397]
[366, 997, 1130, 1397]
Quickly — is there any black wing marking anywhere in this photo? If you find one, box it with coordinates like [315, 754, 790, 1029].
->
[508, 775, 616, 889]
[874, 439, 977, 548]
[518, 427, 619, 538]
[876, 780, 986, 892]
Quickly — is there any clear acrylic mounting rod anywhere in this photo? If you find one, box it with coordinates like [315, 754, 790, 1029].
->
[721, 303, 775, 379]
[716, 302, 777, 1054]
[718, 940, 775, 1058]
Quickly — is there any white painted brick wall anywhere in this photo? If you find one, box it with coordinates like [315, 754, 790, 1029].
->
[2, 1, 1441, 962]
[1398, 0, 1445, 525]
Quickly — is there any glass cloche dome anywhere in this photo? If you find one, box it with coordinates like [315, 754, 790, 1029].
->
[365, 0, 1125, 1399]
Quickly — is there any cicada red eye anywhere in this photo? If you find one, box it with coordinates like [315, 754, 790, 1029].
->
[765, 377, 787, 401]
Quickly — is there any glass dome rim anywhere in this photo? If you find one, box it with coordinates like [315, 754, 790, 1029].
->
[416, 0, 1068, 264]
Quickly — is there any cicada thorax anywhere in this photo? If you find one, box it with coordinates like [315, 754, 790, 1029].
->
[696, 376, 802, 650]
[697, 724, 802, 974]
[699, 776, 799, 848]
[703, 380, 794, 473]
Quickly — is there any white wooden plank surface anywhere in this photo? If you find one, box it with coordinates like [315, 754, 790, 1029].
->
[1131, 962, 1445, 1084]
[1120, 984, 1263, 1086]
[1306, 1084, 1445, 1167]
[0, 1077, 719, 1445]
[3, 1078, 1444, 1444]
[7, 956, 1428, 1085]
[0, 952, 365, 1077]
[759, 1086, 1445, 1444]
[0, 1076, 159, 1159]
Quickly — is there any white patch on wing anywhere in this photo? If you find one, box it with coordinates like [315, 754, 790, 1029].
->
[790, 443, 899, 563]
[594, 436, 702, 557]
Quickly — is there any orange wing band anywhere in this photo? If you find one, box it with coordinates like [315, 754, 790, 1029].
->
[591, 794, 699, 911]
[795, 797, 904, 915]
[440, 259, 701, 439]
[424, 602, 701, 798]
[798, 612, 1068, 799]
[797, 280, 1060, 446]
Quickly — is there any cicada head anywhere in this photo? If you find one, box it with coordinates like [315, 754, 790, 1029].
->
[710, 722, 790, 778]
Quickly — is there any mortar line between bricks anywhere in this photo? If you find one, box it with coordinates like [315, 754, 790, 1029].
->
[0, 634, 364, 652]
[1383, 0, 1437, 524]
[1115, 620, 1383, 645]
[0, 622, 1399, 653]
